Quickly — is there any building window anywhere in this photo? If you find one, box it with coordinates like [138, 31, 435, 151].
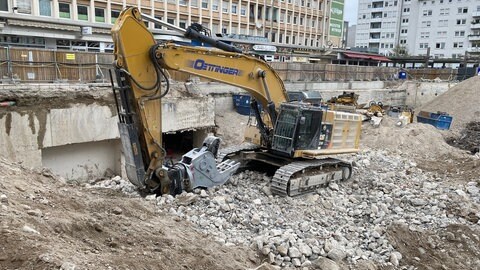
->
[241, 5, 246, 16]
[457, 7, 468, 13]
[422, 10, 433, 16]
[167, 18, 175, 25]
[403, 8, 410, 12]
[179, 20, 187, 29]
[58, 2, 71, 18]
[438, 19, 448, 27]
[213, 0, 219, 11]
[179, 0, 187, 5]
[111, 10, 120, 24]
[222, 1, 228, 13]
[191, 0, 198, 7]
[435, 42, 445, 49]
[421, 21, 431, 27]
[300, 17, 304, 25]
[154, 16, 163, 29]
[0, 0, 8, 11]
[454, 31, 465, 36]
[456, 19, 466, 25]
[293, 16, 297, 24]
[420, 32, 430, 38]
[95, 8, 105, 23]
[401, 29, 408, 34]
[39, 0, 52, 16]
[16, 0, 32, 14]
[402, 18, 409, 23]
[201, 0, 208, 9]
[232, 4, 237, 14]
[77, 6, 88, 21]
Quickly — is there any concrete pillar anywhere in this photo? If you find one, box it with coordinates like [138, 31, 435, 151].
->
[72, 0, 77, 20]
[52, 0, 59, 18]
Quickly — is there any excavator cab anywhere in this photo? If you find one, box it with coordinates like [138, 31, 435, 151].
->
[271, 104, 324, 157]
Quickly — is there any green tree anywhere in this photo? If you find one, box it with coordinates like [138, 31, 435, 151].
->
[393, 45, 409, 57]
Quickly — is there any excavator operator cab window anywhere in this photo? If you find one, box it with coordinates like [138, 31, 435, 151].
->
[272, 104, 323, 156]
[295, 109, 322, 150]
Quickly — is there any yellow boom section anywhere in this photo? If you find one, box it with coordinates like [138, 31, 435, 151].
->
[156, 43, 289, 114]
[111, 7, 164, 174]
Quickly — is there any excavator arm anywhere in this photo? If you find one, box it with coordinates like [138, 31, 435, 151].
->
[111, 7, 251, 194]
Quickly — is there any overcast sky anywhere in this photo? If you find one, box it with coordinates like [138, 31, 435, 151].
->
[344, 0, 359, 26]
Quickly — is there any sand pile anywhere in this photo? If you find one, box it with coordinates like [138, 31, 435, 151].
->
[419, 76, 480, 132]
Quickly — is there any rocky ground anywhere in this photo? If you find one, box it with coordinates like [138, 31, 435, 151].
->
[1, 114, 480, 269]
[89, 145, 480, 270]
[0, 159, 255, 270]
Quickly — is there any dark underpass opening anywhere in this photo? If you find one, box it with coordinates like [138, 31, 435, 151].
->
[163, 131, 194, 163]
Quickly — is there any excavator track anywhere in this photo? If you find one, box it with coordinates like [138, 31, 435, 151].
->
[216, 143, 261, 163]
[218, 144, 352, 197]
[271, 158, 352, 197]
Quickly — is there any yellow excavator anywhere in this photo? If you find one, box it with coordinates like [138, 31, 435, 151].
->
[111, 7, 362, 196]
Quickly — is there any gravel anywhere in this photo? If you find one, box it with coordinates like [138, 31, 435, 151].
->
[90, 149, 480, 268]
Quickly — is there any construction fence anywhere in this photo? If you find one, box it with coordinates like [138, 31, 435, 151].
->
[0, 47, 462, 83]
[270, 62, 399, 82]
[0, 47, 114, 83]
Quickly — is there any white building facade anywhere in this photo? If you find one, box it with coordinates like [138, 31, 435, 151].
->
[0, 0, 343, 51]
[355, 0, 480, 58]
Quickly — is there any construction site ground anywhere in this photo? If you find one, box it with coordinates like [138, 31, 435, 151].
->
[1, 77, 480, 270]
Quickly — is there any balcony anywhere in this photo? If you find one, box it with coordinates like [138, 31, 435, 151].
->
[466, 47, 480, 53]
[472, 11, 480, 17]
[468, 35, 480, 41]
[471, 23, 480, 29]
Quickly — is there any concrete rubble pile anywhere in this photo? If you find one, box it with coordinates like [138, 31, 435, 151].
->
[90, 149, 480, 269]
[447, 121, 480, 154]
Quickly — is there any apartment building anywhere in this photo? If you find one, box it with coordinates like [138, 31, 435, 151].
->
[355, 0, 480, 58]
[0, 0, 343, 53]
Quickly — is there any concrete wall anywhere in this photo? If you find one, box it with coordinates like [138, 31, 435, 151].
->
[0, 80, 455, 182]
[404, 81, 457, 108]
[42, 140, 122, 181]
[0, 95, 216, 181]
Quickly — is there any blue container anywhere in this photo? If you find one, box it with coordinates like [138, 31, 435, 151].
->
[233, 94, 253, 115]
[416, 111, 453, 130]
[398, 71, 407, 79]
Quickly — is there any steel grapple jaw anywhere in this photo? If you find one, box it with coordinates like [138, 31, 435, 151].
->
[176, 136, 240, 191]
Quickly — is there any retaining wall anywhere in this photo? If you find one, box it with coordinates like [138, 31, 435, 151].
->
[0, 80, 455, 181]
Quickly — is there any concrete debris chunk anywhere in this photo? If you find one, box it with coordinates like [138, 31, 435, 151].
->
[22, 225, 40, 235]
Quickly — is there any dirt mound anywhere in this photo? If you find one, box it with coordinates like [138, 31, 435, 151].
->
[361, 116, 467, 160]
[387, 224, 480, 270]
[447, 121, 480, 154]
[419, 76, 480, 132]
[0, 158, 254, 269]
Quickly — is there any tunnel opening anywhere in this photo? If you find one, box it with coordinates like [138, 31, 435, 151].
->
[162, 129, 210, 164]
[163, 131, 194, 163]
